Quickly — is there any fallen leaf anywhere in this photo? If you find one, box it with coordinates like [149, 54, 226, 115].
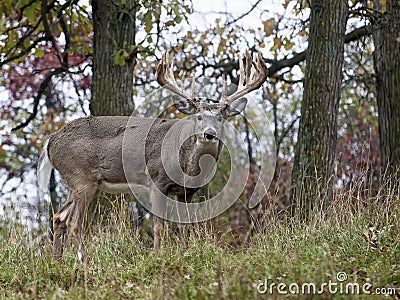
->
[125, 280, 134, 288]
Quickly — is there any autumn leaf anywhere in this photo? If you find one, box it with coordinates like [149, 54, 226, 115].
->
[362, 226, 378, 249]
[165, 20, 175, 27]
[283, 37, 295, 50]
[299, 28, 308, 37]
[114, 49, 129, 67]
[262, 18, 275, 36]
[282, 0, 291, 9]
[270, 37, 282, 51]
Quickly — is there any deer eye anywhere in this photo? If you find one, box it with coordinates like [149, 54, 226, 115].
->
[197, 115, 203, 121]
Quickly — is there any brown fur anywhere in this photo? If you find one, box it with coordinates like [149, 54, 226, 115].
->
[47, 115, 221, 263]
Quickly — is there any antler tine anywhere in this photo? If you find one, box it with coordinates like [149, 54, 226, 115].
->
[220, 50, 268, 107]
[222, 74, 227, 99]
[253, 52, 265, 81]
[156, 51, 199, 106]
[238, 56, 245, 88]
[167, 53, 175, 83]
[245, 50, 252, 86]
[191, 76, 198, 99]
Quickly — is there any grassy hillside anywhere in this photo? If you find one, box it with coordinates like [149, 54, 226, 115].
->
[0, 189, 399, 299]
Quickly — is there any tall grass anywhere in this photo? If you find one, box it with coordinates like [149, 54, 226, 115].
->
[0, 180, 399, 299]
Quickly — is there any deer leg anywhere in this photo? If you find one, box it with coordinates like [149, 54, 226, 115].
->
[53, 194, 73, 261]
[153, 216, 163, 252]
[129, 201, 147, 233]
[176, 194, 194, 240]
[151, 186, 167, 252]
[66, 184, 98, 264]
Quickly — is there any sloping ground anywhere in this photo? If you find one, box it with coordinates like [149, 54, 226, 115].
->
[0, 189, 399, 299]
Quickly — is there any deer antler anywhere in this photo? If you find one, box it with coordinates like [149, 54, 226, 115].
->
[220, 50, 268, 109]
[156, 51, 201, 108]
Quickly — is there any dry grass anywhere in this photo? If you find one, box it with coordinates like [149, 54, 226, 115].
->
[0, 180, 399, 299]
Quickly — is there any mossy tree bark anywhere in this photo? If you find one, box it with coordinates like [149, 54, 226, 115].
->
[373, 0, 400, 179]
[90, 0, 136, 116]
[290, 0, 348, 217]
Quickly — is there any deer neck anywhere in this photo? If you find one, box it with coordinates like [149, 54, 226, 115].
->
[182, 136, 220, 177]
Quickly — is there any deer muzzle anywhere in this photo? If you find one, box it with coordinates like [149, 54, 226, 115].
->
[203, 128, 217, 141]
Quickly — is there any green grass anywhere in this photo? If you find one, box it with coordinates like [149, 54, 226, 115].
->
[0, 191, 399, 299]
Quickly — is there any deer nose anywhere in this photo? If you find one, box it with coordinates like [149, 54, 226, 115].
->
[204, 128, 217, 140]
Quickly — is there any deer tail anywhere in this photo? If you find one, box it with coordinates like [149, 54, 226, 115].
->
[37, 139, 53, 193]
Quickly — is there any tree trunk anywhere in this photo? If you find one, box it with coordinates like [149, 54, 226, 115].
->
[373, 0, 400, 178]
[290, 0, 348, 217]
[90, 0, 136, 116]
[89, 0, 141, 229]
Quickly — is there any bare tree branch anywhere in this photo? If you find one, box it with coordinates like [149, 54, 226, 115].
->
[267, 25, 371, 75]
[9, 0, 80, 131]
[11, 67, 65, 131]
[184, 24, 372, 85]
[0, 37, 47, 66]
[226, 0, 263, 26]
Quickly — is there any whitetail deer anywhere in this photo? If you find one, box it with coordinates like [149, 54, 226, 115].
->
[38, 50, 268, 264]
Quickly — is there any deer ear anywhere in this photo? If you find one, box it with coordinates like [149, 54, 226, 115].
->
[172, 95, 198, 115]
[224, 97, 248, 117]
